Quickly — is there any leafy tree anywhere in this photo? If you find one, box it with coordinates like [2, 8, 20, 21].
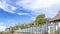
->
[35, 14, 46, 26]
[1, 32, 8, 34]
[29, 24, 34, 28]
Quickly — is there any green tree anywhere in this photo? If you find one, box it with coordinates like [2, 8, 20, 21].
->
[35, 14, 46, 26]
[1, 32, 8, 34]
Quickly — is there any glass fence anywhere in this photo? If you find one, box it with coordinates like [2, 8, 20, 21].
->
[15, 22, 60, 34]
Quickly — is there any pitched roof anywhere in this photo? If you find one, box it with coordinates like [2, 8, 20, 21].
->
[49, 11, 60, 21]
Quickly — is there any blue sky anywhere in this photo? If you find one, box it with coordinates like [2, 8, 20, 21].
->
[0, 0, 60, 31]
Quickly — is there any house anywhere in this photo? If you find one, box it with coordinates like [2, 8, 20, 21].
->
[47, 11, 60, 34]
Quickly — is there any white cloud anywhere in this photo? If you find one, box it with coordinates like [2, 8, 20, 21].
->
[0, 0, 60, 17]
[0, 22, 6, 31]
[15, 0, 60, 18]
[0, 26, 6, 31]
[16, 0, 60, 10]
[0, 0, 16, 13]
[17, 13, 29, 15]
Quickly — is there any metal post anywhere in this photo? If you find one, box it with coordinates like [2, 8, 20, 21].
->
[53, 23, 56, 34]
[56, 22, 59, 34]
[32, 27, 33, 34]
